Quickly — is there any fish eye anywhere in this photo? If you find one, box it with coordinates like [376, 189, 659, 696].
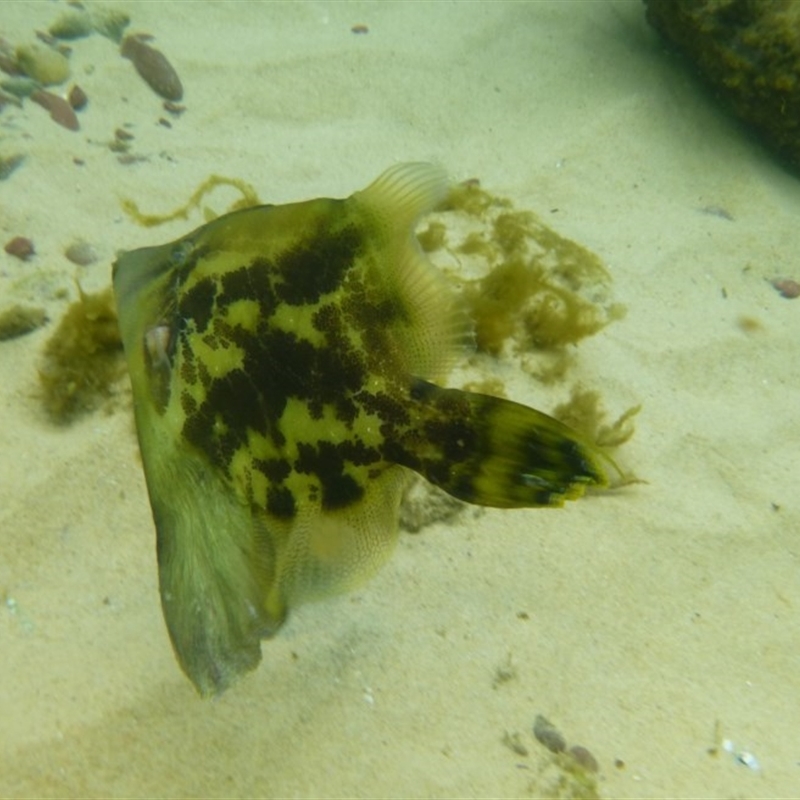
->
[144, 323, 172, 369]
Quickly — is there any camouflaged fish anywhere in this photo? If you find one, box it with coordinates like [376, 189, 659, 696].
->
[113, 163, 607, 696]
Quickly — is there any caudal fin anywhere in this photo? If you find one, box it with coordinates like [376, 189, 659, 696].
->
[387, 379, 607, 509]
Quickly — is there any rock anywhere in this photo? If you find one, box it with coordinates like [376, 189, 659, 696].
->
[4, 236, 35, 260]
[644, 0, 800, 173]
[120, 33, 183, 100]
[15, 43, 70, 85]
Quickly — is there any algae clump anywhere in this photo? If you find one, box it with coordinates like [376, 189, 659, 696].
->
[39, 286, 125, 422]
[552, 386, 640, 450]
[421, 178, 637, 478]
[438, 180, 625, 358]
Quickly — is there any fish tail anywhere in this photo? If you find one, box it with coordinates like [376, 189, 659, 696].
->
[392, 379, 608, 508]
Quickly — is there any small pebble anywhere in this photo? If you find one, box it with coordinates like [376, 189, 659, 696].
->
[736, 750, 760, 771]
[0, 88, 19, 110]
[567, 744, 599, 773]
[0, 76, 40, 99]
[4, 236, 35, 260]
[771, 277, 800, 299]
[88, 8, 131, 43]
[109, 138, 131, 154]
[49, 10, 94, 40]
[120, 33, 183, 101]
[0, 304, 48, 340]
[30, 88, 79, 131]
[68, 83, 88, 110]
[533, 714, 567, 754]
[163, 100, 185, 116]
[15, 43, 71, 85]
[0, 39, 21, 76]
[501, 731, 529, 757]
[699, 204, 734, 221]
[35, 31, 71, 57]
[0, 153, 25, 181]
[64, 240, 98, 266]
[117, 153, 148, 165]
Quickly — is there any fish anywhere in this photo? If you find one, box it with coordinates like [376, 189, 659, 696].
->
[112, 163, 607, 696]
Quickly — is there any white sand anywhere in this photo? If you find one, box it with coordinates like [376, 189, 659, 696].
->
[1, 2, 799, 797]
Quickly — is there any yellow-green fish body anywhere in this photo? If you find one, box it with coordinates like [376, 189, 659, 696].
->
[113, 163, 606, 695]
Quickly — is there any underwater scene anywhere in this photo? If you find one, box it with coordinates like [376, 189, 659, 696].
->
[1, 2, 799, 798]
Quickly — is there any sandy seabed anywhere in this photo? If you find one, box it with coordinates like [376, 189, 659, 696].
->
[1, 2, 799, 798]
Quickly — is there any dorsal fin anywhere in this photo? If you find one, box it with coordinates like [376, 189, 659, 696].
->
[353, 162, 472, 380]
[355, 161, 449, 231]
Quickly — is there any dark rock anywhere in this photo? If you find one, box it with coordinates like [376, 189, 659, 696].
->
[644, 0, 800, 172]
